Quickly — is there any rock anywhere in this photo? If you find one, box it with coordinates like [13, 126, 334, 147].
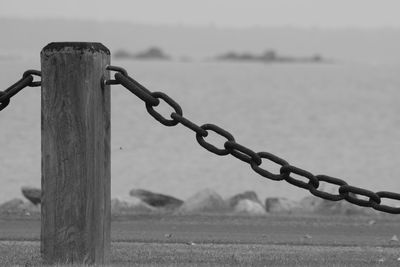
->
[278, 195, 381, 216]
[19, 202, 41, 215]
[228, 191, 263, 208]
[390, 235, 399, 242]
[299, 196, 322, 212]
[233, 199, 266, 215]
[303, 234, 312, 239]
[111, 197, 156, 215]
[164, 233, 172, 238]
[0, 198, 24, 213]
[111, 196, 141, 209]
[129, 189, 183, 209]
[21, 187, 41, 205]
[265, 197, 303, 213]
[0, 198, 40, 216]
[310, 196, 378, 215]
[178, 189, 230, 214]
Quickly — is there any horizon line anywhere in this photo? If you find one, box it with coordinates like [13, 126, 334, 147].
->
[2, 16, 400, 31]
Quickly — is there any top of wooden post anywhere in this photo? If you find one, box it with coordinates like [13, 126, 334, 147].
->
[42, 42, 110, 55]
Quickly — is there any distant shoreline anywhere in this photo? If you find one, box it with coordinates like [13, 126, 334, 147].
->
[1, 18, 400, 64]
[113, 47, 330, 64]
[214, 50, 329, 64]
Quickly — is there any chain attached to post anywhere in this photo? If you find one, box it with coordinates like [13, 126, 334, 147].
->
[107, 65, 400, 214]
[0, 70, 41, 111]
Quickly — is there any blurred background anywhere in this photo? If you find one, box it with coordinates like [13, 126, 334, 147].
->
[0, 0, 400, 203]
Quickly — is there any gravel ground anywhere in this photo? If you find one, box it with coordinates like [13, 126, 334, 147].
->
[0, 213, 399, 266]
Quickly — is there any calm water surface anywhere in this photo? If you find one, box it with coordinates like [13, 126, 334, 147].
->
[0, 58, 399, 203]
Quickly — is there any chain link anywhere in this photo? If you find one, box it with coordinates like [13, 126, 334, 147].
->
[225, 141, 262, 165]
[0, 70, 41, 111]
[146, 92, 182, 126]
[171, 112, 208, 137]
[373, 192, 400, 214]
[250, 152, 288, 181]
[339, 185, 381, 207]
[309, 175, 347, 201]
[196, 124, 235, 156]
[107, 65, 400, 214]
[281, 165, 320, 191]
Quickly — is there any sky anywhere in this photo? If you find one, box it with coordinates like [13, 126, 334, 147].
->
[1, 0, 400, 28]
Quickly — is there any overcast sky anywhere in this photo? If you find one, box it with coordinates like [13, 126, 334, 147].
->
[1, 0, 400, 28]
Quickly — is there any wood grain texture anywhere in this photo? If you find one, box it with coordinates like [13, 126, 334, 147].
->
[41, 42, 110, 264]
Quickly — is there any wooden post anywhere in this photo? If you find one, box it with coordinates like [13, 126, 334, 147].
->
[41, 42, 111, 264]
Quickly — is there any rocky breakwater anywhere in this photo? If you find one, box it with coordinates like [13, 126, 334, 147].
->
[0, 186, 382, 217]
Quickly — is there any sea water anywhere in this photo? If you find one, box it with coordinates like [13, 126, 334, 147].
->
[0, 58, 399, 203]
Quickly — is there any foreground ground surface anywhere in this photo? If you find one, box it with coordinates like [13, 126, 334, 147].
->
[0, 213, 399, 266]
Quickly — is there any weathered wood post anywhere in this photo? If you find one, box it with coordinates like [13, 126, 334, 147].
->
[41, 42, 111, 264]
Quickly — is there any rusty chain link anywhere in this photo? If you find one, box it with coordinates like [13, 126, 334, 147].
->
[106, 65, 400, 214]
[0, 70, 41, 111]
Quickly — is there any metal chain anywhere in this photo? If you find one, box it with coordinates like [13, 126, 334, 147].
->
[0, 70, 41, 111]
[106, 65, 400, 214]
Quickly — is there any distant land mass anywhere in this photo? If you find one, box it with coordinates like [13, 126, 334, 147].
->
[0, 18, 399, 64]
[114, 47, 170, 60]
[215, 50, 327, 63]
[113, 47, 326, 63]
